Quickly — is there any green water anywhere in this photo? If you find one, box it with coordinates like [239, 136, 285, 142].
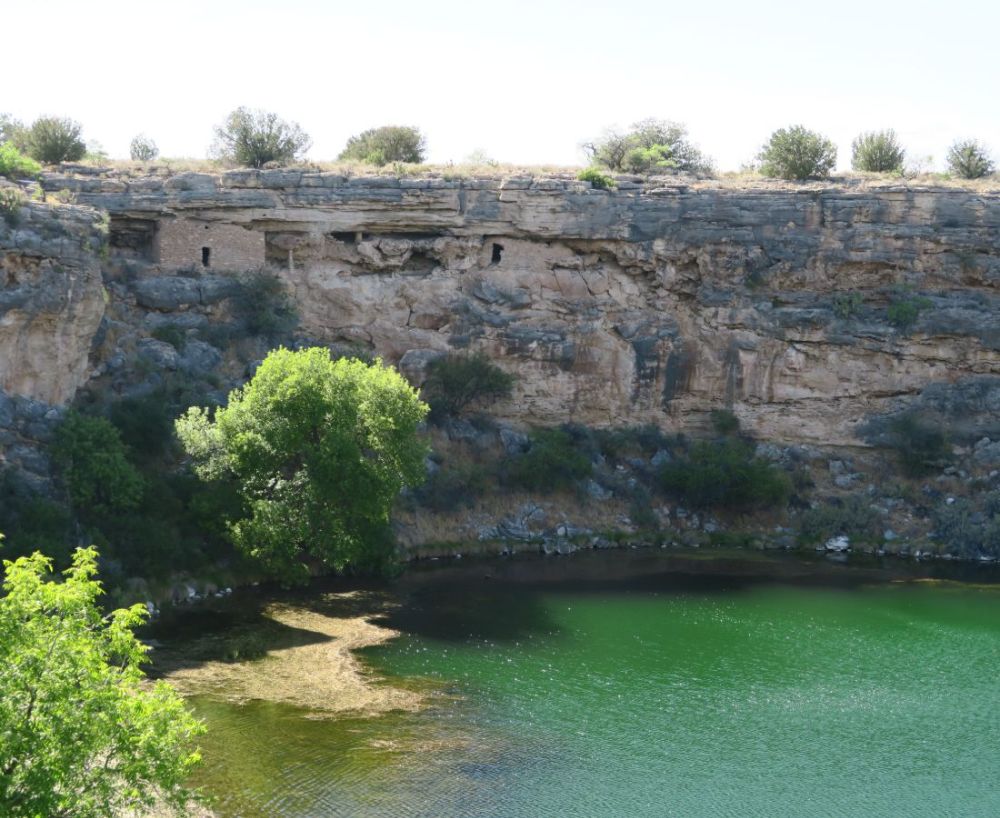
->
[183, 553, 1000, 817]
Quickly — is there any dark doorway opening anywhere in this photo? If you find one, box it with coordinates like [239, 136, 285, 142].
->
[201, 247, 211, 267]
[491, 243, 504, 264]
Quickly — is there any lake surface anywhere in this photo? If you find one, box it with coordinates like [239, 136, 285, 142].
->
[176, 552, 1000, 817]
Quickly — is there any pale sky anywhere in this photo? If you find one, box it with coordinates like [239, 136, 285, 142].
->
[5, 0, 998, 171]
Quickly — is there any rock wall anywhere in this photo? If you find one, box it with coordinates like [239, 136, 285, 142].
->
[0, 200, 106, 405]
[41, 170, 1000, 447]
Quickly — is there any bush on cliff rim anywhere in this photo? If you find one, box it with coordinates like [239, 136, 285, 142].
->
[946, 139, 995, 179]
[338, 125, 426, 166]
[758, 125, 837, 180]
[24, 116, 86, 164]
[577, 167, 615, 189]
[212, 107, 311, 168]
[129, 133, 159, 162]
[851, 130, 905, 173]
[583, 118, 712, 174]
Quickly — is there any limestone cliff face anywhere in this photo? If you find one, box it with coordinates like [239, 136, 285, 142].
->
[57, 170, 1000, 447]
[0, 200, 106, 405]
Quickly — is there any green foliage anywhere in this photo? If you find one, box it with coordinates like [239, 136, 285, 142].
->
[338, 125, 427, 166]
[0, 143, 41, 179]
[709, 409, 740, 436]
[932, 493, 1000, 558]
[233, 269, 298, 339]
[212, 107, 311, 168]
[884, 413, 950, 476]
[832, 291, 863, 319]
[52, 413, 144, 516]
[946, 139, 995, 179]
[24, 116, 86, 164]
[151, 323, 188, 351]
[797, 495, 882, 545]
[584, 119, 711, 174]
[505, 428, 593, 493]
[851, 130, 905, 173]
[107, 392, 177, 459]
[129, 133, 159, 161]
[422, 351, 515, 421]
[0, 113, 27, 148]
[0, 545, 204, 818]
[0, 186, 25, 222]
[0, 473, 73, 567]
[577, 167, 615, 189]
[410, 461, 491, 512]
[659, 438, 791, 511]
[593, 424, 674, 461]
[176, 347, 429, 581]
[758, 125, 837, 180]
[886, 287, 932, 332]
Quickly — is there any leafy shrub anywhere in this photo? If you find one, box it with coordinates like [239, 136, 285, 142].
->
[151, 323, 187, 351]
[932, 495, 1000, 558]
[797, 494, 882, 545]
[0, 113, 26, 148]
[52, 412, 144, 516]
[832, 291, 863, 319]
[0, 186, 26, 222]
[946, 139, 995, 179]
[505, 428, 593, 493]
[129, 133, 159, 161]
[594, 424, 674, 461]
[851, 130, 905, 173]
[212, 107, 311, 168]
[0, 547, 205, 818]
[577, 167, 615, 189]
[233, 269, 298, 338]
[411, 461, 492, 512]
[659, 438, 791, 511]
[583, 119, 711, 174]
[886, 287, 931, 332]
[422, 352, 515, 421]
[709, 409, 740, 436]
[757, 125, 837, 180]
[107, 392, 177, 459]
[338, 125, 426, 165]
[0, 143, 41, 179]
[884, 413, 950, 476]
[24, 116, 86, 164]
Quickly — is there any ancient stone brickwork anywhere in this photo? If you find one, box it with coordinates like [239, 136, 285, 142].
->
[154, 218, 264, 272]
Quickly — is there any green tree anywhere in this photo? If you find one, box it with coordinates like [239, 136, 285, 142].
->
[52, 413, 144, 517]
[421, 351, 515, 421]
[338, 125, 427, 166]
[946, 139, 994, 179]
[24, 116, 86, 164]
[758, 125, 837, 180]
[0, 544, 204, 818]
[52, 412, 142, 515]
[176, 347, 429, 581]
[584, 118, 711, 174]
[851, 129, 905, 173]
[0, 114, 27, 149]
[212, 107, 311, 168]
[129, 133, 159, 161]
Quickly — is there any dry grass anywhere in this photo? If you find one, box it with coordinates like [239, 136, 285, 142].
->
[49, 158, 1000, 192]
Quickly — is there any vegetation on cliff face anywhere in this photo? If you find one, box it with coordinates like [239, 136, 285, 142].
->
[176, 347, 429, 582]
[0, 544, 203, 818]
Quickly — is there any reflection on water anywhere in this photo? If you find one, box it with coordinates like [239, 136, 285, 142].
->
[170, 551, 1000, 818]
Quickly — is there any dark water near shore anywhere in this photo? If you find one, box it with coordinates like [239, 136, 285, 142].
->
[177, 551, 1000, 817]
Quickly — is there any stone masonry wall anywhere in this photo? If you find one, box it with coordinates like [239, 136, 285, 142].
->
[154, 217, 265, 272]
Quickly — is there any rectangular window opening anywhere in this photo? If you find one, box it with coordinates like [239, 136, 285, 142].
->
[201, 247, 211, 267]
